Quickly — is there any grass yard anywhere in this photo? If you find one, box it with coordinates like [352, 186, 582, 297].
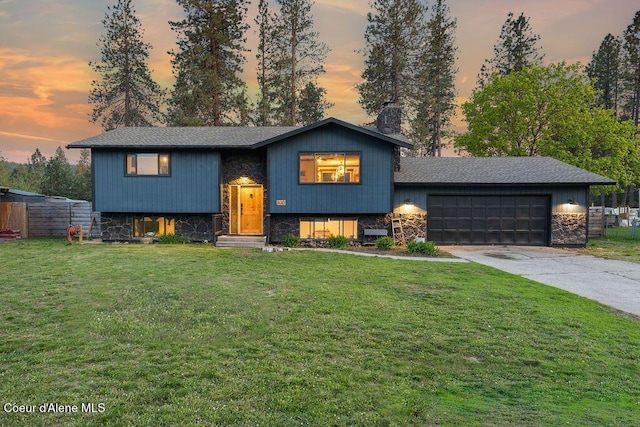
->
[582, 226, 640, 264]
[1, 239, 639, 426]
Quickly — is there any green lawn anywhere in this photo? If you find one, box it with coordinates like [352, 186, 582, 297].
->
[1, 240, 639, 426]
[584, 226, 640, 263]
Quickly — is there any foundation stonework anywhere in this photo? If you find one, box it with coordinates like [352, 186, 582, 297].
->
[269, 213, 427, 245]
[552, 213, 587, 246]
[100, 213, 214, 242]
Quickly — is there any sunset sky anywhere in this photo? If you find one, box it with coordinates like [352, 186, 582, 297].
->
[0, 0, 638, 163]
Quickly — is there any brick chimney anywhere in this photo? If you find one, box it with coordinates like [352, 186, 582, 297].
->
[376, 102, 402, 134]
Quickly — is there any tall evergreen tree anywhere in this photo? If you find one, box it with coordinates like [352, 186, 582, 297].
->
[73, 149, 93, 201]
[297, 81, 333, 125]
[41, 148, 75, 198]
[358, 0, 426, 120]
[586, 34, 622, 114]
[168, 0, 250, 126]
[89, 0, 166, 130]
[411, 0, 457, 157]
[478, 12, 544, 86]
[270, 0, 329, 126]
[622, 11, 640, 126]
[254, 0, 277, 125]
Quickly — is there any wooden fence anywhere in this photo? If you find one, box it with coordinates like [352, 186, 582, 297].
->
[0, 202, 29, 238]
[588, 206, 605, 239]
[28, 202, 99, 238]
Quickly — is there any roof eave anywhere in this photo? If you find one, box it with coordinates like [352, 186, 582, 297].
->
[394, 181, 617, 186]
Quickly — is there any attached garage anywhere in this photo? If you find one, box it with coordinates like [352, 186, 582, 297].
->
[393, 157, 616, 247]
[427, 195, 550, 245]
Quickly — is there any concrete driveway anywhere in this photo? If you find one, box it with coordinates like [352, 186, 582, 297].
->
[443, 246, 640, 317]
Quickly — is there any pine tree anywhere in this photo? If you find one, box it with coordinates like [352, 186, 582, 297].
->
[271, 0, 329, 126]
[622, 11, 640, 126]
[254, 0, 277, 125]
[478, 12, 544, 86]
[358, 0, 427, 119]
[411, 0, 457, 157]
[168, 0, 250, 126]
[89, 0, 166, 130]
[41, 148, 75, 198]
[297, 81, 333, 125]
[73, 149, 93, 201]
[586, 34, 622, 114]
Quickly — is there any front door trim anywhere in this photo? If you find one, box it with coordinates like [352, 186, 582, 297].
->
[229, 184, 263, 235]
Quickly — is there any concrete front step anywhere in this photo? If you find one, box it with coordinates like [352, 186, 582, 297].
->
[215, 235, 267, 248]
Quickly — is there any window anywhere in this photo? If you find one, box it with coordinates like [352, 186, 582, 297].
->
[300, 218, 357, 239]
[299, 153, 360, 183]
[133, 216, 175, 237]
[126, 153, 170, 176]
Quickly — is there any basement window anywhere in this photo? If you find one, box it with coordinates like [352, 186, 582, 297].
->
[126, 153, 170, 176]
[299, 218, 357, 239]
[133, 216, 175, 237]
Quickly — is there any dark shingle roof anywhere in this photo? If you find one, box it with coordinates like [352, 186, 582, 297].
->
[66, 118, 413, 149]
[395, 157, 616, 185]
[66, 126, 299, 149]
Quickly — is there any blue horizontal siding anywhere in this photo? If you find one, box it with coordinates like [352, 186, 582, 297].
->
[268, 125, 393, 214]
[93, 150, 220, 213]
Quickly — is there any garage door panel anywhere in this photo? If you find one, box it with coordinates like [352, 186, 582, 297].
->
[427, 195, 550, 246]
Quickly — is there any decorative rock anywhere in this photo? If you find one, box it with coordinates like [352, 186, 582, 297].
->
[552, 214, 587, 246]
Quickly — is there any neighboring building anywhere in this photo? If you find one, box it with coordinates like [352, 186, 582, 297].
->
[67, 104, 615, 246]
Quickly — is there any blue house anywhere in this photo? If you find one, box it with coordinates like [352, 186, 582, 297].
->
[67, 104, 614, 247]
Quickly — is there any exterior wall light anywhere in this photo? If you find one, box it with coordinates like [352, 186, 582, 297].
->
[404, 199, 413, 205]
[568, 199, 577, 205]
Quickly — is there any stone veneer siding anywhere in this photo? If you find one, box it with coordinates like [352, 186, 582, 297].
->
[552, 213, 587, 246]
[101, 213, 214, 242]
[269, 213, 426, 245]
[221, 151, 268, 235]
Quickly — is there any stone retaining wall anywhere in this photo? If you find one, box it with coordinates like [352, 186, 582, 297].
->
[552, 213, 587, 246]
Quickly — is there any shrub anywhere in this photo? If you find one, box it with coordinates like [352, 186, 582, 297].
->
[281, 233, 301, 248]
[327, 235, 349, 249]
[158, 233, 190, 244]
[406, 239, 439, 256]
[375, 236, 395, 250]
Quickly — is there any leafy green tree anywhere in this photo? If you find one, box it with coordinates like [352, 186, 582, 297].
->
[8, 148, 47, 193]
[41, 147, 75, 198]
[586, 34, 622, 113]
[270, 0, 329, 126]
[358, 0, 426, 119]
[410, 0, 457, 156]
[0, 153, 13, 187]
[456, 63, 639, 188]
[297, 81, 333, 125]
[622, 11, 640, 126]
[89, 0, 166, 130]
[478, 12, 544, 86]
[168, 0, 250, 126]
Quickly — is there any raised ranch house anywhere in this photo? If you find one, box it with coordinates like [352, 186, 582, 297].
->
[67, 104, 615, 247]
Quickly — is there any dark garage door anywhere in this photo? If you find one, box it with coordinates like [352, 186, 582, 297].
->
[427, 195, 550, 246]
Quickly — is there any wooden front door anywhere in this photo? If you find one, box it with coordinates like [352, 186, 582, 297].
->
[236, 185, 263, 235]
